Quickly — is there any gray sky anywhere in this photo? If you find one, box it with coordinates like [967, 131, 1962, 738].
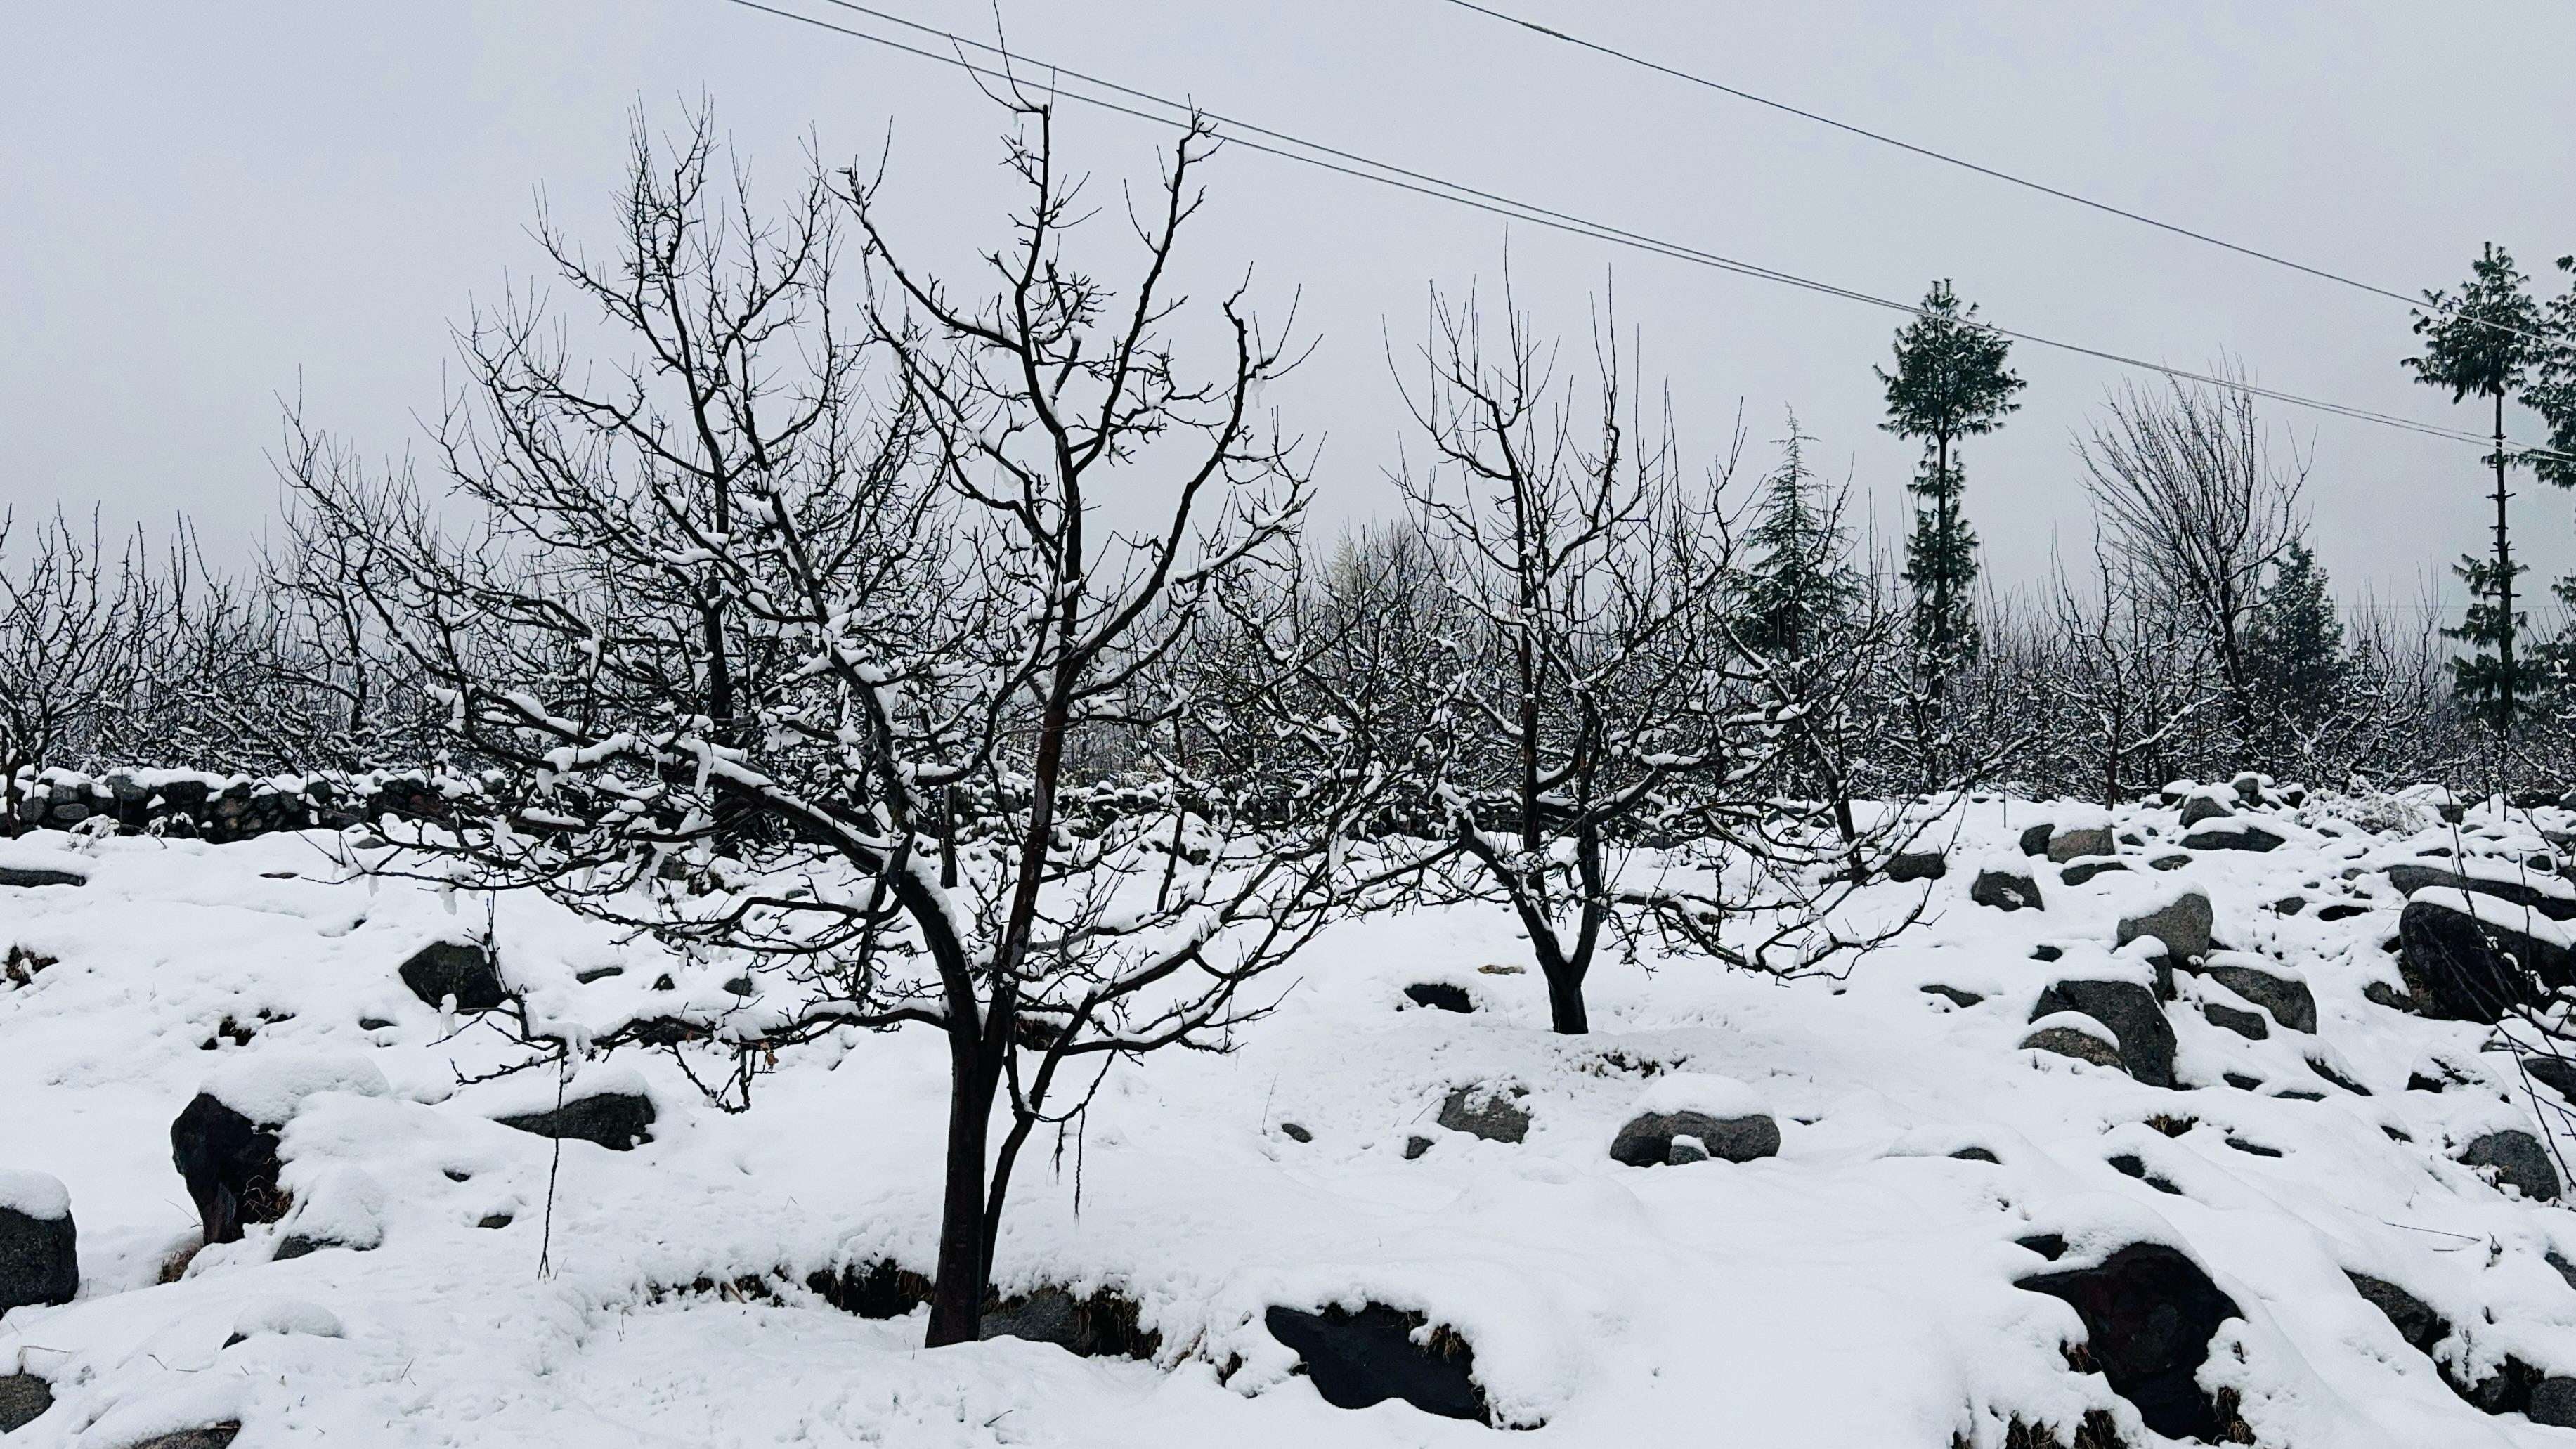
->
[9, 0, 2576, 623]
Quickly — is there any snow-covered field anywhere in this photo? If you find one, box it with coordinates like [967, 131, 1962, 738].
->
[7, 785, 2576, 1446]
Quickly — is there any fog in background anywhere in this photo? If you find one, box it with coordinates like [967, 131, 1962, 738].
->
[9, 0, 2575, 623]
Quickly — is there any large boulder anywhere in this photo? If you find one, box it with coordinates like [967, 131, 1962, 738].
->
[2030, 979, 2177, 1089]
[2349, 1270, 2567, 1418]
[2178, 792, 2235, 827]
[2045, 826, 2115, 863]
[1885, 850, 1947, 883]
[1608, 1074, 1778, 1167]
[170, 1094, 287, 1245]
[2016, 1243, 2242, 1441]
[1436, 1086, 1530, 1144]
[2386, 863, 2576, 921]
[495, 1092, 656, 1152]
[126, 1428, 241, 1449]
[2020, 1015, 2124, 1070]
[2204, 959, 2317, 1033]
[2397, 897, 2571, 1022]
[1266, 1304, 1484, 1422]
[398, 940, 508, 1013]
[980, 1285, 1159, 1360]
[2460, 1129, 2561, 1202]
[0, 1169, 75, 1310]
[0, 866, 84, 889]
[1971, 869, 2043, 913]
[2180, 822, 2285, 852]
[0, 1373, 51, 1433]
[2116, 890, 2213, 964]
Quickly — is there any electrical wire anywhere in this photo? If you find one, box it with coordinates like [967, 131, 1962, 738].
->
[724, 0, 2571, 462]
[1435, 0, 2569, 353]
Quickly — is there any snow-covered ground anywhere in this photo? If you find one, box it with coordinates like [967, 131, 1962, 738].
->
[7, 786, 2576, 1446]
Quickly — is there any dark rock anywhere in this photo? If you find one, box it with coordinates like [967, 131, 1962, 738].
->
[356, 1017, 394, 1032]
[2116, 891, 2213, 963]
[720, 975, 753, 996]
[2273, 896, 2306, 916]
[1279, 1122, 1312, 1143]
[2223, 1072, 2264, 1090]
[2181, 824, 2285, 852]
[1437, 1086, 1530, 1144]
[2274, 1089, 2326, 1101]
[398, 940, 508, 1013]
[1266, 1304, 1485, 1422]
[1920, 984, 1984, 1008]
[2015, 1233, 2067, 1260]
[2397, 898, 2570, 1022]
[2031, 980, 2178, 1089]
[2046, 827, 2115, 863]
[2386, 863, 2576, 921]
[2550, 1250, 2576, 1294]
[2229, 772, 2265, 803]
[2223, 1137, 2282, 1157]
[2206, 962, 2317, 1032]
[982, 1285, 1161, 1360]
[573, 966, 624, 983]
[807, 1259, 935, 1318]
[2021, 1025, 2123, 1070]
[2202, 1001, 2268, 1040]
[1971, 869, 2043, 912]
[0, 1373, 51, 1433]
[1403, 1136, 1433, 1161]
[494, 1091, 656, 1151]
[0, 866, 84, 889]
[1665, 1136, 1709, 1165]
[2151, 853, 2192, 871]
[1401, 982, 1474, 1014]
[170, 1093, 287, 1245]
[1609, 1110, 1778, 1167]
[2031, 944, 2064, 962]
[0, 1194, 74, 1311]
[2179, 794, 2234, 827]
[126, 1427, 241, 1449]
[2062, 859, 2129, 887]
[2305, 1058, 2372, 1096]
[2364, 980, 2421, 1013]
[2019, 823, 2056, 857]
[2530, 1378, 2576, 1428]
[2317, 902, 2369, 921]
[2107, 1154, 2183, 1195]
[2016, 1243, 2242, 1441]
[2460, 1129, 2561, 1202]
[272, 1233, 352, 1261]
[2349, 1270, 2553, 1416]
[477, 1212, 513, 1229]
[2525, 1055, 2576, 1100]
[1886, 850, 1947, 882]
[1950, 1147, 2001, 1164]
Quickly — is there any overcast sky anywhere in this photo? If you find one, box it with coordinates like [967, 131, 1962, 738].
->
[9, 0, 2576, 623]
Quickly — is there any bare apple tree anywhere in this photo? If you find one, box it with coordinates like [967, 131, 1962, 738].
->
[1381, 282, 1931, 1036]
[289, 100, 1392, 1346]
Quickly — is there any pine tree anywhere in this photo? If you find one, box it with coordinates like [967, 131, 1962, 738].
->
[2244, 540, 2348, 733]
[1878, 280, 2024, 684]
[1741, 412, 1859, 660]
[2406, 242, 2542, 732]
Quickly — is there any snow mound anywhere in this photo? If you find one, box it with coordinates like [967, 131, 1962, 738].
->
[229, 1297, 344, 1341]
[1627, 1070, 1769, 1120]
[204, 1051, 390, 1126]
[0, 1167, 69, 1220]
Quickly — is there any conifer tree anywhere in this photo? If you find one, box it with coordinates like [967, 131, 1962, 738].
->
[2244, 540, 2348, 737]
[2407, 242, 2541, 732]
[1878, 280, 2024, 685]
[1741, 411, 1859, 661]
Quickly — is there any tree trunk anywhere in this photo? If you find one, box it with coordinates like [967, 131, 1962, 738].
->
[1542, 954, 1589, 1035]
[924, 1019, 1001, 1347]
[2494, 387, 2517, 733]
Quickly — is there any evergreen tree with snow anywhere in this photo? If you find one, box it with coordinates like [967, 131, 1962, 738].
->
[1741, 412, 1859, 661]
[2244, 540, 2348, 732]
[2407, 242, 2542, 732]
[1878, 280, 2023, 687]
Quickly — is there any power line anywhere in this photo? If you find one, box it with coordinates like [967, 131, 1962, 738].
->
[1434, 0, 2569, 353]
[724, 0, 2571, 462]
